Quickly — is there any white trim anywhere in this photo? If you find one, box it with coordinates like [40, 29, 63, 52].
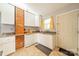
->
[56, 9, 79, 17]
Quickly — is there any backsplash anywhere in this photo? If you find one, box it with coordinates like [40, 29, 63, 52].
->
[0, 24, 15, 33]
[24, 26, 40, 32]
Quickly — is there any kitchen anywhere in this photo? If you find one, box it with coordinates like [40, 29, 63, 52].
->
[0, 3, 79, 56]
[0, 3, 56, 56]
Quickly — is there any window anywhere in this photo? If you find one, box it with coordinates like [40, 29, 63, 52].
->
[44, 18, 50, 30]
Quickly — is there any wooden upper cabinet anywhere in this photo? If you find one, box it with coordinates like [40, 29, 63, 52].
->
[15, 7, 24, 34]
[15, 7, 24, 49]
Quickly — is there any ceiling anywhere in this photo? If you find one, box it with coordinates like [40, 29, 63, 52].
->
[26, 3, 79, 18]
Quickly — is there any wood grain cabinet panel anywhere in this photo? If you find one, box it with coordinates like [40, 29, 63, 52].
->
[16, 35, 24, 49]
[15, 7, 24, 49]
[15, 7, 24, 34]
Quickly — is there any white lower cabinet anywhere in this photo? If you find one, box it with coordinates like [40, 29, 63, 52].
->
[24, 35, 32, 47]
[3, 42, 15, 56]
[1, 36, 15, 56]
[24, 34, 36, 47]
[24, 33, 55, 50]
[36, 33, 55, 49]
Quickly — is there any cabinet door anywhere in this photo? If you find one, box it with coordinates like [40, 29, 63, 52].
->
[0, 4, 15, 24]
[2, 36, 15, 56]
[44, 34, 53, 49]
[24, 12, 30, 26]
[16, 35, 24, 49]
[24, 35, 33, 47]
[24, 11, 35, 26]
[15, 7, 24, 34]
[15, 7, 24, 49]
[35, 15, 40, 27]
[3, 42, 15, 56]
[36, 33, 53, 49]
[36, 33, 43, 44]
[0, 38, 3, 51]
[24, 35, 36, 47]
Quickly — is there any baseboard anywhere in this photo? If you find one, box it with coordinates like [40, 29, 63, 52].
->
[24, 43, 37, 48]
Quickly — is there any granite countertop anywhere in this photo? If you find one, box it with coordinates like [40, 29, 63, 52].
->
[33, 31, 56, 34]
[24, 31, 56, 35]
[39, 31, 56, 34]
[0, 31, 56, 38]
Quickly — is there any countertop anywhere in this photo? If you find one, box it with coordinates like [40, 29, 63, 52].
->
[24, 31, 56, 35]
[0, 31, 56, 37]
[34, 31, 56, 34]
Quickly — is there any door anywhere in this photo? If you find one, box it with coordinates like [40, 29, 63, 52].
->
[57, 12, 78, 54]
[77, 13, 79, 55]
